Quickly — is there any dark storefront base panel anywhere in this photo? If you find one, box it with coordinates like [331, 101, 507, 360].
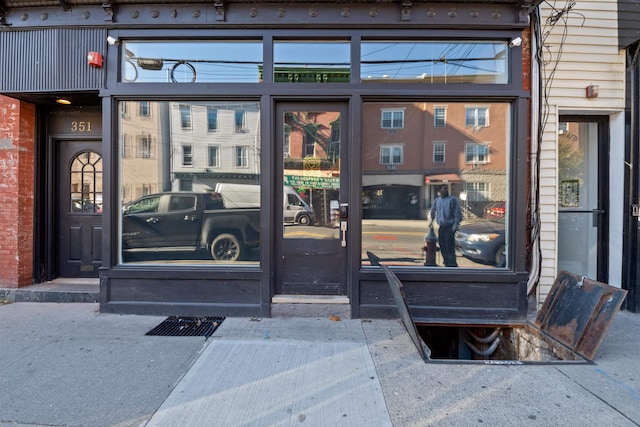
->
[358, 272, 529, 324]
[100, 268, 265, 317]
[100, 267, 528, 321]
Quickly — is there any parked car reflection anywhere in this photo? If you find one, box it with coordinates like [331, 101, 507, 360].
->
[455, 217, 506, 267]
[483, 201, 505, 220]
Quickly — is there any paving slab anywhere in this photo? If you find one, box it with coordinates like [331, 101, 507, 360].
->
[0, 303, 208, 427]
[147, 317, 391, 427]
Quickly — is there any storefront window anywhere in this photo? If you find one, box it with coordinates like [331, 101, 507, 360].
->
[121, 41, 263, 83]
[272, 41, 350, 82]
[119, 100, 261, 265]
[361, 41, 508, 84]
[361, 101, 510, 269]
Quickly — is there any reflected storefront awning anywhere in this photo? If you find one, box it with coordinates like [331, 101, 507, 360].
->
[424, 173, 463, 184]
[284, 175, 339, 190]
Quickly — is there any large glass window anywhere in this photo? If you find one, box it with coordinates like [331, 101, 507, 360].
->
[361, 41, 508, 84]
[119, 100, 261, 265]
[362, 101, 510, 269]
[121, 41, 263, 83]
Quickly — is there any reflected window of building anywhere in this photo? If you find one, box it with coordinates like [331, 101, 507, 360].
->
[207, 107, 218, 132]
[179, 105, 192, 129]
[361, 41, 508, 84]
[136, 135, 152, 159]
[139, 101, 150, 117]
[182, 145, 193, 166]
[465, 143, 490, 164]
[433, 142, 446, 164]
[381, 109, 404, 129]
[284, 125, 291, 157]
[465, 107, 489, 127]
[236, 146, 249, 167]
[380, 144, 403, 167]
[362, 101, 510, 269]
[119, 100, 261, 265]
[235, 110, 246, 133]
[208, 146, 220, 168]
[434, 107, 446, 127]
[465, 182, 489, 201]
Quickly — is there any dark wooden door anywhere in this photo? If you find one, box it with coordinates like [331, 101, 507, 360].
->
[57, 141, 102, 277]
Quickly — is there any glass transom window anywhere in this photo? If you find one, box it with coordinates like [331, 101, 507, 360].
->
[121, 41, 263, 83]
[361, 41, 508, 84]
[273, 41, 350, 83]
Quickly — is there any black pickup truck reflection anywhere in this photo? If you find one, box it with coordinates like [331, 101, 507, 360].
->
[122, 192, 260, 262]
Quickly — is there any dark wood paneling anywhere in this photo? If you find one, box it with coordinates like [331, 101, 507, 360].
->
[101, 269, 265, 316]
[358, 271, 528, 323]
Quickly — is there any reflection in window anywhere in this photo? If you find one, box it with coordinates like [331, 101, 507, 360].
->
[362, 101, 509, 269]
[121, 41, 263, 83]
[380, 145, 403, 166]
[179, 105, 192, 129]
[208, 146, 220, 167]
[182, 145, 193, 166]
[465, 182, 489, 201]
[236, 146, 249, 167]
[465, 107, 489, 127]
[434, 107, 446, 127]
[433, 143, 446, 163]
[465, 143, 489, 164]
[139, 101, 150, 117]
[361, 41, 508, 84]
[70, 151, 103, 214]
[119, 100, 261, 265]
[273, 41, 350, 83]
[136, 135, 152, 159]
[235, 110, 246, 133]
[381, 110, 404, 129]
[207, 107, 218, 132]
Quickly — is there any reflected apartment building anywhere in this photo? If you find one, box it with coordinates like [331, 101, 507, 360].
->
[362, 102, 509, 220]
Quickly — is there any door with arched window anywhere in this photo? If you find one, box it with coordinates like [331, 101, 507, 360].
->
[57, 141, 103, 277]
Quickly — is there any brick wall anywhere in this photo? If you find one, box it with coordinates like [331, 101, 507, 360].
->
[0, 95, 35, 288]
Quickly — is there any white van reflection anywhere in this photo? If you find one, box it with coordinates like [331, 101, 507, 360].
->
[213, 183, 314, 225]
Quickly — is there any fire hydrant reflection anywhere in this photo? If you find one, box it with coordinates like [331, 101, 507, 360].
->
[423, 226, 439, 266]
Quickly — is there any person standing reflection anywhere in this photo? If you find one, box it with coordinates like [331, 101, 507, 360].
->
[429, 184, 462, 267]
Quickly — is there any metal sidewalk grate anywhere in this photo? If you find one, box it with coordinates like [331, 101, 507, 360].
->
[145, 316, 225, 338]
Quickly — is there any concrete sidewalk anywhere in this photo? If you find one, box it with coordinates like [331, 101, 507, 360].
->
[1, 302, 639, 427]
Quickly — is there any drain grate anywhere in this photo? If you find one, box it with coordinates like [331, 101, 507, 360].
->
[146, 316, 225, 338]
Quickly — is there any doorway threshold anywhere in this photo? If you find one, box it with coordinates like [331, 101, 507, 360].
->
[271, 295, 350, 318]
[272, 295, 349, 304]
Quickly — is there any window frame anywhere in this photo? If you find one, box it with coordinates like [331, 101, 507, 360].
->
[182, 144, 194, 166]
[381, 109, 405, 129]
[433, 142, 446, 164]
[434, 107, 446, 128]
[465, 106, 489, 128]
[379, 144, 404, 166]
[465, 142, 490, 165]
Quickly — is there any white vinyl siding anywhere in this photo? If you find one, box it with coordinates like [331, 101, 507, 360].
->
[536, 0, 625, 304]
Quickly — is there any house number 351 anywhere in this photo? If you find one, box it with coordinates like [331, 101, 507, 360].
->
[71, 121, 92, 132]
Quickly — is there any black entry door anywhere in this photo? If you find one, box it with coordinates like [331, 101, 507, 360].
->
[57, 141, 102, 277]
[275, 103, 348, 295]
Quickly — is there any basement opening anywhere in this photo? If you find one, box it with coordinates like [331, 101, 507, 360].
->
[416, 324, 583, 363]
[366, 251, 627, 364]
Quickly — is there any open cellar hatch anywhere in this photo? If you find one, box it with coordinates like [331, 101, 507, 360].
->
[367, 252, 627, 364]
